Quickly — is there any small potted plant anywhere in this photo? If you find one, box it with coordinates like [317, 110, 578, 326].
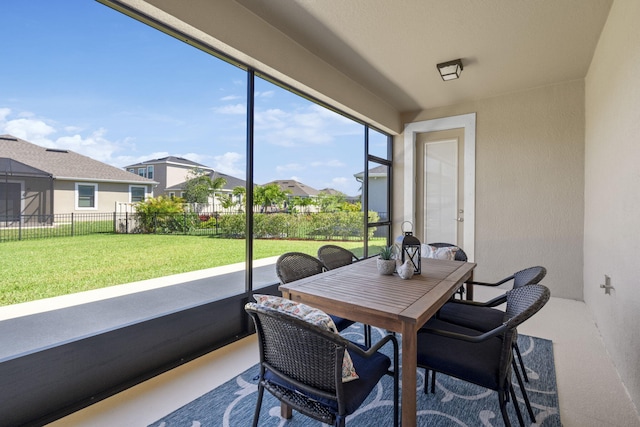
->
[377, 246, 396, 275]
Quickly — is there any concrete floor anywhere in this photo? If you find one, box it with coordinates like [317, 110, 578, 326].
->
[43, 284, 640, 427]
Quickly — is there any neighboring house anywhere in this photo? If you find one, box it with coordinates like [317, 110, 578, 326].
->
[125, 156, 212, 197]
[354, 165, 389, 221]
[125, 157, 247, 211]
[318, 187, 360, 204]
[265, 179, 320, 212]
[0, 135, 156, 223]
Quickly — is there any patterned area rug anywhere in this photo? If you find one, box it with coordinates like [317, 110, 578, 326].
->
[150, 325, 560, 426]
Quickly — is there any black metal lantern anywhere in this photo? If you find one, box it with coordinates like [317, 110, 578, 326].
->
[395, 221, 421, 275]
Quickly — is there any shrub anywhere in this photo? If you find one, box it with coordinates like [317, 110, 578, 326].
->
[134, 196, 191, 233]
[218, 213, 246, 238]
[217, 211, 381, 240]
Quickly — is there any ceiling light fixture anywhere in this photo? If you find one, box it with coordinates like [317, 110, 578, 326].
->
[437, 59, 463, 81]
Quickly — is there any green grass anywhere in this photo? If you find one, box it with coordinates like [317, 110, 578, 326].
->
[0, 234, 373, 306]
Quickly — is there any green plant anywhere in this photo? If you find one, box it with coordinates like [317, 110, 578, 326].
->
[379, 245, 394, 260]
[134, 196, 186, 233]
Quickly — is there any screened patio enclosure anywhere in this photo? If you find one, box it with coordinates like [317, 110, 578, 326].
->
[0, 158, 54, 226]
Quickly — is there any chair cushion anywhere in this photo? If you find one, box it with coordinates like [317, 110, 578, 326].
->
[253, 294, 358, 382]
[265, 342, 391, 416]
[421, 244, 458, 260]
[330, 315, 356, 332]
[417, 318, 504, 390]
[438, 302, 506, 332]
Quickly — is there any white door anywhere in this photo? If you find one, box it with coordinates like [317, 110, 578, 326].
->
[415, 128, 465, 247]
[403, 113, 475, 260]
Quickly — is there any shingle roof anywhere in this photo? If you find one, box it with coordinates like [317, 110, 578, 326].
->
[211, 170, 246, 190]
[353, 164, 388, 178]
[164, 170, 246, 192]
[0, 135, 156, 184]
[266, 179, 319, 197]
[126, 156, 210, 169]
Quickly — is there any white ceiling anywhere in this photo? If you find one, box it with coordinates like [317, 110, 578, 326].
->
[236, 0, 613, 113]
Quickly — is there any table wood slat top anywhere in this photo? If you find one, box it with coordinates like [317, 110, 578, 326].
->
[277, 255, 476, 427]
[279, 257, 475, 331]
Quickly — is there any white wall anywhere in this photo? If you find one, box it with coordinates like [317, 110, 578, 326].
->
[398, 81, 585, 300]
[584, 0, 640, 409]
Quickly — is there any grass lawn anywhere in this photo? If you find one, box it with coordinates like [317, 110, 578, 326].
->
[0, 234, 373, 306]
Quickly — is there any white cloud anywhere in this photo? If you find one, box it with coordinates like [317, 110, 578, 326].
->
[276, 163, 304, 173]
[255, 90, 275, 98]
[213, 104, 245, 115]
[212, 151, 244, 177]
[253, 104, 359, 148]
[2, 115, 56, 147]
[220, 95, 240, 101]
[0, 108, 133, 166]
[311, 159, 345, 168]
[0, 108, 12, 121]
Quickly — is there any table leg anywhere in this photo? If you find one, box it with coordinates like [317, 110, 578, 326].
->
[280, 403, 292, 419]
[465, 271, 474, 300]
[401, 322, 418, 427]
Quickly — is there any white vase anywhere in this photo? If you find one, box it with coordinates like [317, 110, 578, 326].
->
[377, 258, 396, 275]
[397, 260, 414, 280]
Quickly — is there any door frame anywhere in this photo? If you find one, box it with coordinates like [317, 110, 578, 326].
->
[403, 113, 476, 261]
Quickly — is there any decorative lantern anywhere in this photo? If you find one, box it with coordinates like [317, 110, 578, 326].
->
[395, 221, 421, 275]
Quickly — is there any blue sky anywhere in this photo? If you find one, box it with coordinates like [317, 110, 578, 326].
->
[0, 1, 372, 196]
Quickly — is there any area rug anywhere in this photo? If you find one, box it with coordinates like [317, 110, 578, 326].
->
[150, 325, 560, 426]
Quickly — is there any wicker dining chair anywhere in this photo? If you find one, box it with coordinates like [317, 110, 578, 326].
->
[275, 252, 355, 332]
[246, 303, 399, 427]
[315, 245, 373, 346]
[425, 242, 468, 262]
[436, 266, 547, 382]
[317, 245, 359, 270]
[425, 242, 468, 298]
[418, 284, 551, 427]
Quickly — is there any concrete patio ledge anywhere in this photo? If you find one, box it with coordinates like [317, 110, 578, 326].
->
[0, 256, 279, 321]
[0, 256, 279, 359]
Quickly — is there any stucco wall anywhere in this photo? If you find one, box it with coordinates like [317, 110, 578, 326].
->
[584, 0, 640, 409]
[54, 181, 150, 214]
[397, 81, 585, 300]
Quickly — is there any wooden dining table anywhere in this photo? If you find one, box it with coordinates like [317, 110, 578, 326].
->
[279, 256, 476, 427]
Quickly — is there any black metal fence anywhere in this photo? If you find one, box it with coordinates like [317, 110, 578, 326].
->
[0, 212, 222, 242]
[0, 211, 377, 243]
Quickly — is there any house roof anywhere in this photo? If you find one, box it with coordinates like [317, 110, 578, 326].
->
[211, 170, 246, 190]
[165, 170, 247, 192]
[125, 156, 211, 170]
[318, 188, 345, 196]
[266, 179, 320, 197]
[354, 165, 388, 179]
[0, 135, 157, 184]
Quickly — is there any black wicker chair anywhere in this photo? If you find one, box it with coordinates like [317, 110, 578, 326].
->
[425, 242, 468, 262]
[317, 245, 358, 270]
[418, 284, 551, 427]
[425, 242, 468, 298]
[276, 252, 355, 332]
[246, 303, 399, 427]
[437, 266, 547, 382]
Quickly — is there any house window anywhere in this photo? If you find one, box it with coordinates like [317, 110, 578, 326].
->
[168, 192, 175, 198]
[127, 168, 136, 174]
[147, 165, 154, 180]
[138, 168, 147, 177]
[130, 186, 146, 203]
[76, 183, 97, 209]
